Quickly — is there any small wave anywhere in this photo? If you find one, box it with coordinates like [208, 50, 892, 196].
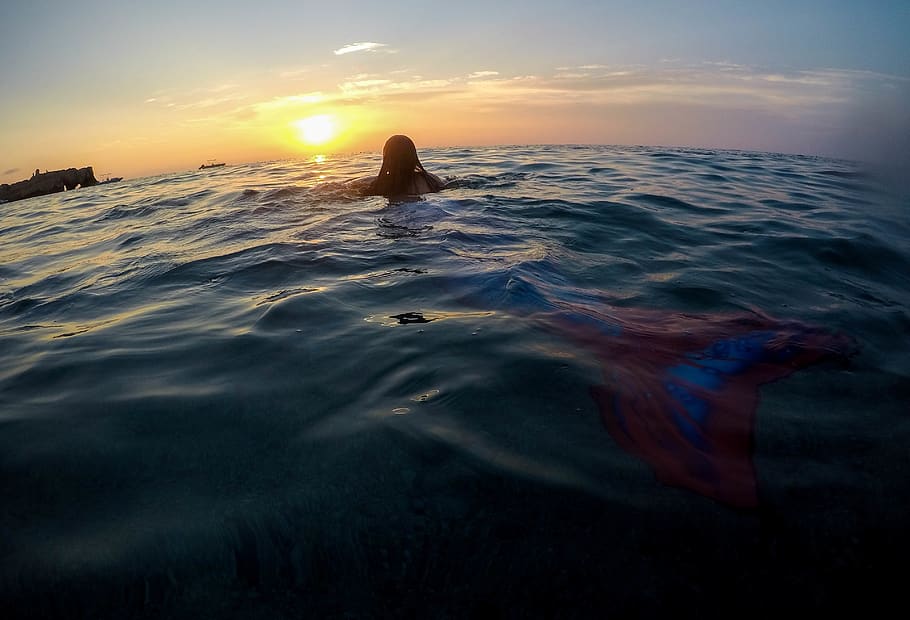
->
[0, 296, 42, 316]
[261, 186, 309, 200]
[117, 234, 143, 248]
[628, 192, 722, 214]
[255, 287, 321, 306]
[514, 162, 565, 172]
[443, 172, 529, 190]
[376, 217, 433, 238]
[97, 204, 158, 221]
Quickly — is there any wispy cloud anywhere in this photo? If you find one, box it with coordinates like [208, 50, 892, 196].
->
[144, 84, 249, 112]
[232, 75, 460, 120]
[336, 76, 455, 100]
[3, 167, 20, 175]
[231, 62, 903, 123]
[333, 42, 390, 56]
[474, 64, 898, 113]
[340, 79, 392, 92]
[243, 93, 322, 115]
[163, 61, 906, 161]
[276, 65, 323, 79]
[173, 94, 248, 110]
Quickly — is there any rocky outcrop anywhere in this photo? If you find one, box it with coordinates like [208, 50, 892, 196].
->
[0, 167, 99, 203]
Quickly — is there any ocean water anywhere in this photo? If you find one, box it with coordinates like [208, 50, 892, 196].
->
[1, 145, 908, 617]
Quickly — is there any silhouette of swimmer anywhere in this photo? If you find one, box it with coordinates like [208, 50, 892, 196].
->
[364, 135, 445, 197]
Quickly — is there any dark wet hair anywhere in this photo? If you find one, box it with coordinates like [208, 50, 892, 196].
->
[366, 135, 443, 197]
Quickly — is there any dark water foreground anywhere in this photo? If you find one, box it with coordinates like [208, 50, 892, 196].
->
[1, 146, 908, 618]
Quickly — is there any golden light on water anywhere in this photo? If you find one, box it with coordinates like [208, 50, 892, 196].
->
[294, 115, 336, 145]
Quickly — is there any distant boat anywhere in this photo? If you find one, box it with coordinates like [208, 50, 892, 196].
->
[99, 174, 122, 184]
[199, 161, 225, 169]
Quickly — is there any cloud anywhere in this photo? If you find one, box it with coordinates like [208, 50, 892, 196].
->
[231, 74, 461, 118]
[144, 84, 248, 112]
[277, 67, 317, 79]
[333, 42, 390, 56]
[173, 94, 248, 110]
[270, 71, 454, 101]
[481, 64, 886, 113]
[3, 167, 20, 175]
[235, 62, 897, 122]
[554, 72, 590, 80]
[336, 76, 454, 100]
[344, 78, 392, 89]
[248, 92, 326, 114]
[185, 61, 906, 160]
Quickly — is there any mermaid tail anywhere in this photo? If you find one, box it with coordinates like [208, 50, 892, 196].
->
[447, 271, 856, 507]
[549, 306, 857, 508]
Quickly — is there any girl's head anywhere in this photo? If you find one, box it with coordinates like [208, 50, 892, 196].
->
[368, 135, 441, 197]
[382, 135, 420, 172]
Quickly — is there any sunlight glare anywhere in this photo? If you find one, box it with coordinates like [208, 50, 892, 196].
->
[294, 115, 336, 145]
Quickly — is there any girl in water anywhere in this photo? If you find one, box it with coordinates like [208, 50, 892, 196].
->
[365, 135, 445, 197]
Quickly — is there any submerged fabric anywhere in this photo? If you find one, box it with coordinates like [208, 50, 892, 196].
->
[551, 305, 856, 507]
[461, 270, 857, 507]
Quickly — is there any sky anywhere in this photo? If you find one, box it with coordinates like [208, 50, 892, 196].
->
[1, 0, 908, 182]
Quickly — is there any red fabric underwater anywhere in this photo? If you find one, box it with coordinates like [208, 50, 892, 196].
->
[546, 305, 856, 508]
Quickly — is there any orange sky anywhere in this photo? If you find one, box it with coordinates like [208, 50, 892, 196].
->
[2, 2, 908, 184]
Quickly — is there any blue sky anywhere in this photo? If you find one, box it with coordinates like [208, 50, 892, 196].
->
[1, 1, 908, 180]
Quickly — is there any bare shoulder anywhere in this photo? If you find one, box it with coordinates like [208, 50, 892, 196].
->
[413, 172, 447, 194]
[421, 172, 446, 193]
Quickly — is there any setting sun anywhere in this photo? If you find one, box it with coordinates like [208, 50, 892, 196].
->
[294, 115, 336, 145]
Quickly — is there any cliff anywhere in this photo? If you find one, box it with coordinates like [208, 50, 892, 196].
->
[0, 167, 99, 203]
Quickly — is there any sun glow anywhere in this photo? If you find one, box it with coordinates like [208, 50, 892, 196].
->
[294, 115, 336, 145]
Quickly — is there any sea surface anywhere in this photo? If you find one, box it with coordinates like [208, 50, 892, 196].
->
[1, 145, 908, 618]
